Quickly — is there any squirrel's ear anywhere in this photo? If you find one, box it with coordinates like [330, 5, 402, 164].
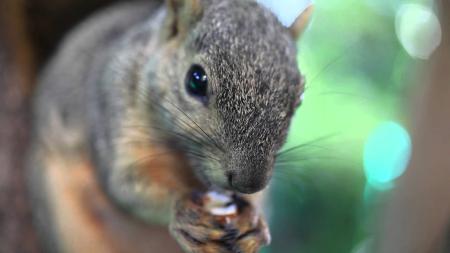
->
[289, 5, 313, 40]
[163, 0, 203, 40]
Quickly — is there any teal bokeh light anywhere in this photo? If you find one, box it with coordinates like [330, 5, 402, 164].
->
[363, 121, 412, 189]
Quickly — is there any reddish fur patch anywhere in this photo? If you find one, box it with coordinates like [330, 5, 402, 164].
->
[43, 154, 185, 253]
[131, 145, 203, 194]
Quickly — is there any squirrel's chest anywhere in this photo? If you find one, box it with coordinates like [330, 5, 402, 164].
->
[42, 152, 187, 252]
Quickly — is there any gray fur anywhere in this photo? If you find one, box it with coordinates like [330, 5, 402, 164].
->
[29, 0, 303, 229]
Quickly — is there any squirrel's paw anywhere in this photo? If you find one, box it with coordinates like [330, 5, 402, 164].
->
[169, 192, 270, 253]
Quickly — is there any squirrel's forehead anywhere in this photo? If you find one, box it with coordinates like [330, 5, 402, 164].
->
[197, 39, 299, 85]
[192, 2, 295, 58]
[189, 0, 300, 85]
[200, 0, 286, 37]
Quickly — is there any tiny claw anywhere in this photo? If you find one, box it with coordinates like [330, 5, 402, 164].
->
[220, 228, 239, 243]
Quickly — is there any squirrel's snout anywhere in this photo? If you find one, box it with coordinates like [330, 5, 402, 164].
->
[226, 170, 268, 194]
[223, 151, 274, 194]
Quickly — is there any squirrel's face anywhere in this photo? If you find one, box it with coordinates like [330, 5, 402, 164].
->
[147, 0, 306, 194]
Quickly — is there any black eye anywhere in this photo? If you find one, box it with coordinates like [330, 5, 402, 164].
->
[186, 65, 208, 100]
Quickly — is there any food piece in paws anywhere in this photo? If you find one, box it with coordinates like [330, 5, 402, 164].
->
[171, 191, 270, 253]
[204, 191, 237, 216]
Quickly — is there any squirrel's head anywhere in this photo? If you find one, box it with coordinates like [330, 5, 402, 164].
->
[146, 0, 311, 194]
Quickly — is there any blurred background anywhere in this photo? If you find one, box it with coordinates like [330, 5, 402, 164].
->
[0, 0, 448, 252]
[259, 0, 444, 252]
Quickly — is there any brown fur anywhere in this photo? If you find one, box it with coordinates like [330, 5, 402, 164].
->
[27, 0, 309, 252]
[40, 151, 184, 253]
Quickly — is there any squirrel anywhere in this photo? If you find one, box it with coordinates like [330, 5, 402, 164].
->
[26, 0, 311, 252]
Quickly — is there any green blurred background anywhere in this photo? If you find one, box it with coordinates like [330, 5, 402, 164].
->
[259, 0, 441, 252]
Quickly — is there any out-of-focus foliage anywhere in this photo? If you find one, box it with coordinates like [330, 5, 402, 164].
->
[265, 0, 436, 252]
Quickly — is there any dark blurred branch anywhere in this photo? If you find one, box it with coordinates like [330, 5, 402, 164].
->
[24, 0, 121, 66]
[0, 0, 119, 251]
[376, 1, 450, 252]
[0, 0, 40, 251]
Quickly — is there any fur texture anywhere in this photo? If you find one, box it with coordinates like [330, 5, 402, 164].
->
[27, 0, 304, 252]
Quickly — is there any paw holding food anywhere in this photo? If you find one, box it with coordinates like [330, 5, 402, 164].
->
[170, 191, 270, 253]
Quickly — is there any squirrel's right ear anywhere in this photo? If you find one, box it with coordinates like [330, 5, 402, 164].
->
[162, 0, 203, 40]
[289, 5, 313, 41]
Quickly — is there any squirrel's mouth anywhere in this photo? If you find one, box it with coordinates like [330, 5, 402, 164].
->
[184, 150, 269, 194]
[196, 166, 268, 195]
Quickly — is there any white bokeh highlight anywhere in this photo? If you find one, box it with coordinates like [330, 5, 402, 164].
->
[395, 4, 442, 60]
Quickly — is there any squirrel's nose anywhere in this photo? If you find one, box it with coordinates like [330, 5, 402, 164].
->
[226, 171, 268, 194]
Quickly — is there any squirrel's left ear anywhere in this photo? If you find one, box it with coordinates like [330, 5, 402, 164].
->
[289, 5, 313, 40]
[163, 0, 203, 40]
